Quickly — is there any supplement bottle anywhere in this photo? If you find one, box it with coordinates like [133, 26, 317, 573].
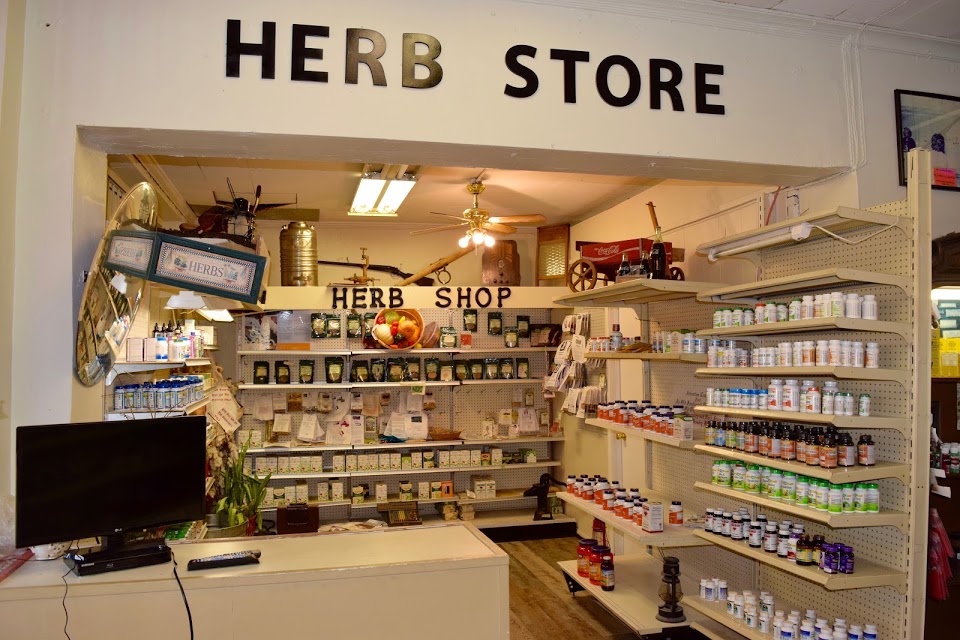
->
[600, 552, 615, 591]
[576, 539, 595, 576]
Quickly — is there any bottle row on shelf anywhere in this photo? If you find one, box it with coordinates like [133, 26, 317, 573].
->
[564, 474, 684, 533]
[696, 574, 877, 639]
[710, 463, 881, 513]
[707, 340, 880, 370]
[594, 400, 694, 440]
[705, 381, 871, 416]
[706, 421, 877, 469]
[704, 508, 857, 574]
[711, 291, 879, 329]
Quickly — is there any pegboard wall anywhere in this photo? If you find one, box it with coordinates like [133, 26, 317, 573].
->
[589, 181, 929, 640]
[233, 306, 561, 524]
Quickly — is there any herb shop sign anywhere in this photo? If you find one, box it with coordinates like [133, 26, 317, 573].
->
[263, 286, 566, 310]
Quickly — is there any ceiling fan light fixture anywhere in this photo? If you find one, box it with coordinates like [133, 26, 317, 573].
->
[484, 234, 496, 247]
[458, 234, 470, 248]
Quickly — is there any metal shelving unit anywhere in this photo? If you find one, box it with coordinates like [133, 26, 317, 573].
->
[693, 405, 910, 434]
[693, 481, 909, 531]
[696, 268, 910, 305]
[695, 365, 910, 385]
[695, 316, 912, 340]
[553, 278, 728, 307]
[583, 418, 701, 449]
[587, 352, 707, 363]
[693, 444, 911, 483]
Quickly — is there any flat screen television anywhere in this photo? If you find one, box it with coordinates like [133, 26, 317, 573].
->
[16, 416, 207, 563]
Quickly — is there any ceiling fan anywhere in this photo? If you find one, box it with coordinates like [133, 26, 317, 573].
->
[182, 178, 295, 246]
[410, 180, 546, 247]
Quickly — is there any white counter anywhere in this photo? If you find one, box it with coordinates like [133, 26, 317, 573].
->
[0, 522, 509, 639]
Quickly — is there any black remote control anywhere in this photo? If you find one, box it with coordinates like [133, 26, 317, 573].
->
[187, 550, 261, 571]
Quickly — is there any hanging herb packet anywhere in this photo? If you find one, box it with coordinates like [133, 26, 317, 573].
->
[310, 313, 327, 338]
[406, 358, 421, 381]
[370, 358, 386, 383]
[504, 326, 519, 348]
[275, 361, 291, 385]
[299, 359, 315, 384]
[253, 361, 270, 385]
[346, 312, 362, 338]
[463, 309, 478, 332]
[326, 314, 342, 338]
[499, 358, 515, 379]
[363, 312, 378, 338]
[440, 327, 458, 349]
[488, 312, 503, 335]
[470, 359, 484, 380]
[424, 358, 440, 382]
[517, 315, 530, 338]
[325, 357, 345, 384]
[352, 360, 369, 383]
[440, 362, 455, 382]
[387, 358, 405, 383]
[454, 361, 469, 381]
[516, 358, 530, 379]
[484, 358, 500, 380]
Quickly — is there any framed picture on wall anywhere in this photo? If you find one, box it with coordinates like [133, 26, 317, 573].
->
[895, 89, 960, 190]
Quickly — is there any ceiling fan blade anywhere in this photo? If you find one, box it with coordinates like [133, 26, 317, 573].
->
[410, 222, 469, 236]
[487, 214, 546, 224]
[214, 199, 236, 208]
[250, 202, 296, 211]
[430, 211, 467, 221]
[483, 222, 517, 235]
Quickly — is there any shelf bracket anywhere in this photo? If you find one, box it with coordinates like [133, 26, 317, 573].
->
[563, 571, 586, 595]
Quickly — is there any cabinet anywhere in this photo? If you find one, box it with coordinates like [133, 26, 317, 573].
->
[233, 306, 571, 528]
[551, 153, 931, 640]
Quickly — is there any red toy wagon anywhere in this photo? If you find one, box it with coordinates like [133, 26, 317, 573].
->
[566, 238, 684, 291]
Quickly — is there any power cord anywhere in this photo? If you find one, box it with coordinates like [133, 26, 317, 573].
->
[170, 551, 194, 640]
[60, 565, 73, 640]
[811, 222, 900, 245]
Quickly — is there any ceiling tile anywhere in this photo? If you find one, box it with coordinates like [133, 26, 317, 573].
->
[768, 0, 853, 19]
[834, 0, 912, 24]
[887, 1, 960, 38]
[868, 0, 943, 28]
[711, 0, 783, 8]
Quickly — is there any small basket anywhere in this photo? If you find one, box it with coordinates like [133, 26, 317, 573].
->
[429, 428, 463, 441]
[373, 308, 425, 351]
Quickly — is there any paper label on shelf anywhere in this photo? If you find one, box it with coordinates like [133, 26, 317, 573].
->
[211, 406, 241, 434]
[933, 483, 951, 498]
[272, 393, 287, 411]
[298, 413, 320, 441]
[273, 413, 292, 434]
[254, 395, 274, 421]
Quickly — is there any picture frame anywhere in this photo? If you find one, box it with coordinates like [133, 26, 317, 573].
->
[147, 233, 266, 304]
[895, 89, 960, 190]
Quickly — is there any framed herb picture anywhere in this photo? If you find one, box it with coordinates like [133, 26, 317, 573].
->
[895, 89, 960, 190]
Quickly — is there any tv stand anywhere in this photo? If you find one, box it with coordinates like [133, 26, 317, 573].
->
[64, 540, 171, 576]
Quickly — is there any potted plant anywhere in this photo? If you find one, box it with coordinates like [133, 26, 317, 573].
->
[214, 439, 271, 536]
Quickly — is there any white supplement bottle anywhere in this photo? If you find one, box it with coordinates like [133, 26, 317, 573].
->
[862, 295, 878, 320]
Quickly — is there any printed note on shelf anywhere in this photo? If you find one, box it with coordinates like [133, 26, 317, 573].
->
[273, 413, 292, 434]
[298, 413, 319, 441]
[211, 406, 241, 434]
[254, 395, 274, 421]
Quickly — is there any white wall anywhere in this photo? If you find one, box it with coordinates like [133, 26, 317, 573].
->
[855, 33, 960, 238]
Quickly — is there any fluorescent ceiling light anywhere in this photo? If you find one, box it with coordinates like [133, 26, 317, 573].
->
[348, 172, 416, 216]
[165, 290, 205, 309]
[196, 308, 234, 322]
[377, 176, 417, 214]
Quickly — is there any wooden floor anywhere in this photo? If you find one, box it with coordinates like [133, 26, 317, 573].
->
[501, 537, 636, 640]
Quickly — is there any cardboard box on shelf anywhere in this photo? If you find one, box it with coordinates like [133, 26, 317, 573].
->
[418, 481, 431, 500]
[642, 501, 664, 533]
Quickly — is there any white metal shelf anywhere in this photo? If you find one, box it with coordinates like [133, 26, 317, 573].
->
[557, 556, 695, 635]
[247, 444, 350, 454]
[352, 348, 457, 355]
[236, 350, 351, 356]
[460, 378, 543, 386]
[696, 268, 910, 305]
[470, 508, 575, 529]
[583, 418, 701, 449]
[693, 405, 910, 435]
[350, 440, 464, 450]
[351, 381, 461, 388]
[259, 500, 351, 511]
[695, 365, 910, 386]
[693, 444, 911, 483]
[695, 206, 903, 261]
[588, 352, 707, 363]
[112, 358, 212, 375]
[696, 316, 911, 340]
[105, 395, 210, 420]
[553, 278, 728, 307]
[237, 383, 353, 390]
[349, 461, 560, 478]
[350, 496, 451, 509]
[693, 481, 909, 532]
[456, 488, 540, 505]
[460, 436, 565, 445]
[264, 472, 348, 480]
[692, 530, 907, 593]
[245, 437, 564, 453]
[556, 492, 709, 548]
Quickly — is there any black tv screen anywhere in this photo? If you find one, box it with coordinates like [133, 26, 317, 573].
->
[16, 416, 207, 548]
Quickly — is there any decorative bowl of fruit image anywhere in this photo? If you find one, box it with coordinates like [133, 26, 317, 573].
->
[372, 309, 424, 350]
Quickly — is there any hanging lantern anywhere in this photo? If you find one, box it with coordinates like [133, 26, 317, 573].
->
[656, 556, 686, 623]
